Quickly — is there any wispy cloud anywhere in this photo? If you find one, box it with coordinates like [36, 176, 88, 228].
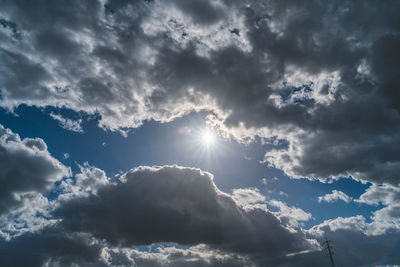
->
[50, 113, 83, 133]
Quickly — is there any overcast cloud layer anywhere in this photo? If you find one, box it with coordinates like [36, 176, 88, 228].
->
[1, 0, 400, 266]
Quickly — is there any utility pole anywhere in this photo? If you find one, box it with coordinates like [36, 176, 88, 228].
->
[323, 236, 335, 267]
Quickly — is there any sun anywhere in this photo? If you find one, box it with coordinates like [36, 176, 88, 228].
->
[179, 125, 226, 161]
[201, 129, 215, 146]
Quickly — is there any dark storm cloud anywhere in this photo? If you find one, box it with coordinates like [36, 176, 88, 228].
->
[54, 165, 314, 259]
[0, 124, 70, 215]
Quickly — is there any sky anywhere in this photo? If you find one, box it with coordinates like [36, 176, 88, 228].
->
[0, 0, 400, 266]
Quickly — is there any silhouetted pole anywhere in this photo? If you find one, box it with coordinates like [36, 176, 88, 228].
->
[323, 237, 335, 267]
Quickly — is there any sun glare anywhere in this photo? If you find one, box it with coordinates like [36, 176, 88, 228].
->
[202, 130, 215, 146]
[181, 125, 223, 158]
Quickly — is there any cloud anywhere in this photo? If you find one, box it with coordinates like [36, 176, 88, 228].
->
[57, 162, 110, 200]
[0, 225, 104, 267]
[0, 192, 56, 240]
[0, 164, 318, 266]
[318, 190, 353, 203]
[308, 215, 400, 266]
[279, 191, 288, 198]
[54, 165, 315, 259]
[0, 124, 70, 216]
[1, 1, 400, 265]
[268, 200, 312, 228]
[101, 245, 252, 267]
[356, 184, 400, 206]
[1, 0, 400, 185]
[1, 159, 399, 266]
[231, 187, 266, 209]
[50, 112, 83, 133]
[355, 184, 400, 235]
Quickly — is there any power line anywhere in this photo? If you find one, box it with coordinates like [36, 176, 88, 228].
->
[322, 236, 335, 267]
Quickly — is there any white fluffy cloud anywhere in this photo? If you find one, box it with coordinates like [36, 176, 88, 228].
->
[356, 184, 400, 206]
[318, 190, 353, 203]
[268, 200, 312, 228]
[231, 187, 266, 210]
[355, 184, 400, 235]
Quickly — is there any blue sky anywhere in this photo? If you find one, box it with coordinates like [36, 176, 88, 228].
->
[1, 1, 400, 266]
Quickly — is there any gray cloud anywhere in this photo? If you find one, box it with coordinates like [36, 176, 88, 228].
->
[1, 160, 400, 266]
[0, 229, 252, 267]
[308, 215, 400, 267]
[1, 0, 399, 185]
[0, 225, 104, 267]
[54, 165, 314, 258]
[0, 164, 317, 266]
[2, 1, 400, 264]
[0, 124, 70, 215]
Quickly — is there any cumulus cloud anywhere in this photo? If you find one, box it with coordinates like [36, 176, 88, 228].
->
[0, 0, 399, 185]
[356, 184, 400, 206]
[355, 184, 400, 235]
[0, 124, 70, 215]
[0, 164, 319, 266]
[1, 159, 400, 266]
[318, 190, 353, 203]
[54, 165, 315, 259]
